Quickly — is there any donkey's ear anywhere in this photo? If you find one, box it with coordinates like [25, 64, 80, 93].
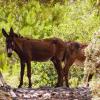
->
[10, 27, 14, 33]
[2, 28, 8, 38]
[10, 27, 14, 36]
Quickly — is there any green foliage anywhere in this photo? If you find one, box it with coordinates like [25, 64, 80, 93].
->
[0, 0, 100, 87]
[69, 65, 84, 87]
[31, 62, 57, 87]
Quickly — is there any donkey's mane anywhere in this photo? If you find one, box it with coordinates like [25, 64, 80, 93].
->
[14, 33, 30, 40]
[14, 33, 24, 38]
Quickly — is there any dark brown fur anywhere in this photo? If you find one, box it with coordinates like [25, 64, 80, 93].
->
[2, 28, 66, 88]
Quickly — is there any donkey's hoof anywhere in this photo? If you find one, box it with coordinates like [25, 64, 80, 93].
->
[55, 83, 63, 87]
[28, 84, 32, 88]
[28, 86, 32, 88]
[18, 85, 22, 88]
[66, 84, 69, 88]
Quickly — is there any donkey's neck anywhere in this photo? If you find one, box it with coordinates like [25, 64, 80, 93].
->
[13, 38, 24, 59]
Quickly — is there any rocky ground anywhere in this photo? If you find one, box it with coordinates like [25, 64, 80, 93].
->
[0, 72, 99, 100]
[0, 85, 92, 100]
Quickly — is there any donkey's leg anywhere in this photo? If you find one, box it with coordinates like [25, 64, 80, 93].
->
[52, 59, 63, 87]
[18, 60, 25, 88]
[27, 61, 32, 88]
[63, 65, 70, 87]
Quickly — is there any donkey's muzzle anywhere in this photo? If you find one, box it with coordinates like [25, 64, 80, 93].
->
[7, 48, 13, 57]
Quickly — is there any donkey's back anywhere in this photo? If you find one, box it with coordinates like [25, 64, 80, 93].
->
[18, 37, 65, 62]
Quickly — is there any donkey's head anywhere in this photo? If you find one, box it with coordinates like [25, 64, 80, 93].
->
[2, 27, 15, 57]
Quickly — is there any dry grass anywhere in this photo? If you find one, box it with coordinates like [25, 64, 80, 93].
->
[89, 79, 100, 100]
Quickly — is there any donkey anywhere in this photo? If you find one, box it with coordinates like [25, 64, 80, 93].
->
[63, 41, 87, 87]
[2, 28, 66, 88]
[63, 41, 97, 87]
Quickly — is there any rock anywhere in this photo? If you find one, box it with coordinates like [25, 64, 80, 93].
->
[0, 90, 12, 100]
[9, 89, 17, 98]
[43, 93, 51, 100]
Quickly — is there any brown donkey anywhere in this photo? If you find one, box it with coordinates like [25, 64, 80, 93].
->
[2, 28, 66, 88]
[63, 41, 87, 87]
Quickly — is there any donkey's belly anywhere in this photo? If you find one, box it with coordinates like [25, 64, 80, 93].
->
[31, 52, 53, 62]
[32, 58, 51, 62]
[32, 55, 52, 62]
[31, 43, 55, 62]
